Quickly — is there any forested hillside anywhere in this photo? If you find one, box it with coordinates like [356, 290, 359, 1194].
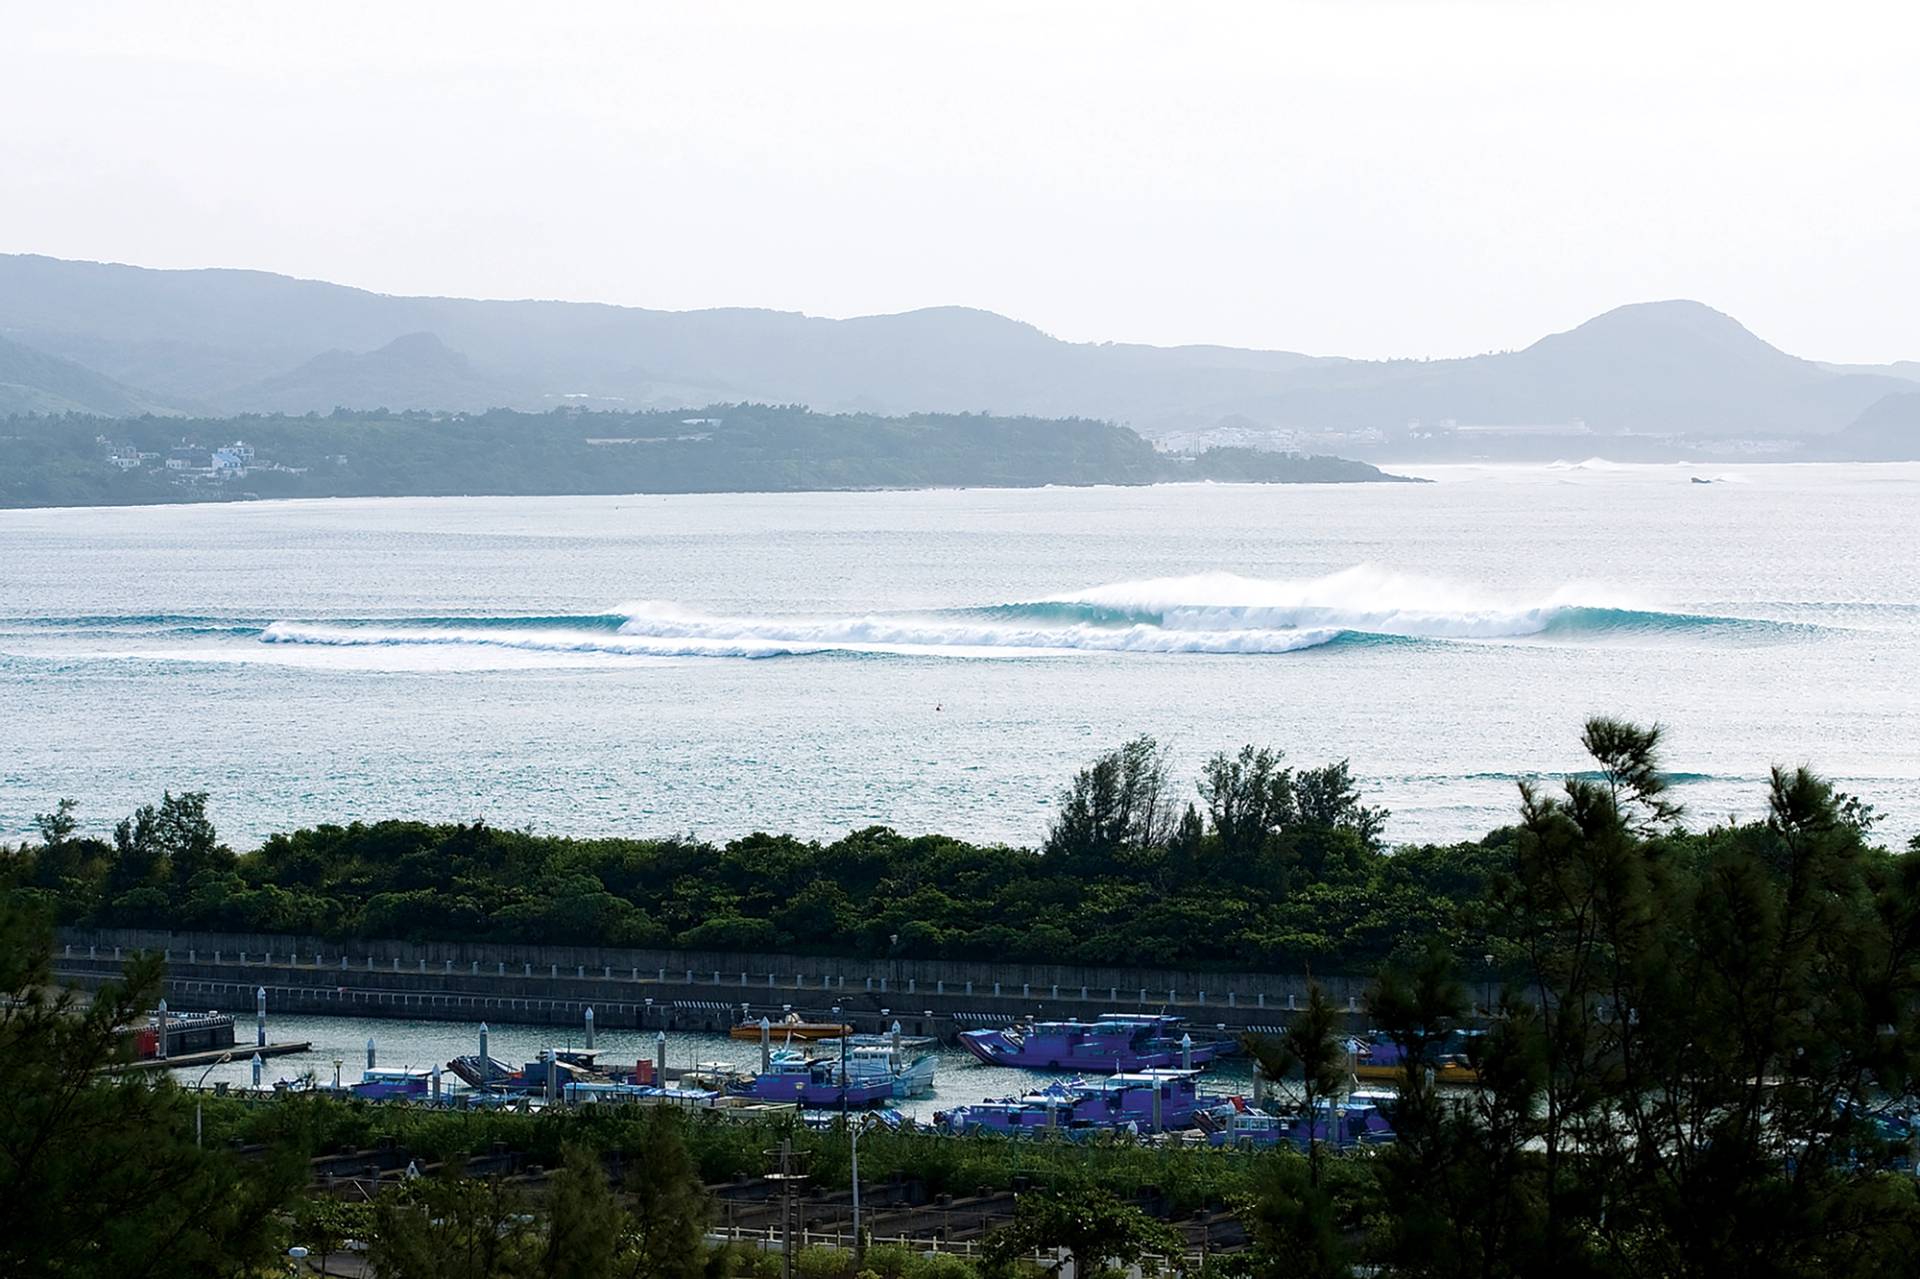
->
[0, 404, 1403, 508]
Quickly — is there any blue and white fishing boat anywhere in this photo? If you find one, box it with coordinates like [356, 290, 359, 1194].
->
[1202, 1094, 1396, 1150]
[730, 1050, 896, 1107]
[960, 1014, 1230, 1073]
[814, 1040, 939, 1098]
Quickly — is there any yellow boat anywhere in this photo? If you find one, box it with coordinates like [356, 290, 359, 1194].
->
[729, 1013, 853, 1042]
[1353, 1059, 1480, 1086]
[1349, 1032, 1482, 1086]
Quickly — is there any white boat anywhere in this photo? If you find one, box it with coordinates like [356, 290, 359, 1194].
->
[791, 1043, 939, 1098]
[842, 1044, 938, 1098]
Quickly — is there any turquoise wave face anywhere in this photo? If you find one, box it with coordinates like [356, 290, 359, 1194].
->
[0, 599, 1817, 663]
[1535, 605, 1813, 639]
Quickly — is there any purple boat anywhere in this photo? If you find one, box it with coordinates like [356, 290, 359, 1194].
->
[936, 1069, 1204, 1135]
[1293, 1098, 1395, 1148]
[730, 1051, 896, 1108]
[959, 1014, 1230, 1072]
[348, 1068, 434, 1100]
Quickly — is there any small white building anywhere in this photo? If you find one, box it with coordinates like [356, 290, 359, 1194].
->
[211, 441, 255, 475]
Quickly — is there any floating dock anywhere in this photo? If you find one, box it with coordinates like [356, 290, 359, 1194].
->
[111, 1040, 312, 1073]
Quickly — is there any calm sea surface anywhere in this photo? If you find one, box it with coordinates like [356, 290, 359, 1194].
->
[4, 462, 1919, 849]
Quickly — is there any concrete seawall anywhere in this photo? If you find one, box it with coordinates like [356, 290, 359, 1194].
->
[52, 927, 1420, 1041]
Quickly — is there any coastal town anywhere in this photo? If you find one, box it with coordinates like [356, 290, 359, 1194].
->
[98, 435, 316, 488]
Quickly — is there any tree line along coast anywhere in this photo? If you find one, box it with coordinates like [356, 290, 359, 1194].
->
[16, 738, 1453, 973]
[0, 404, 1410, 509]
[8, 718, 1920, 1276]
[8, 727, 1910, 977]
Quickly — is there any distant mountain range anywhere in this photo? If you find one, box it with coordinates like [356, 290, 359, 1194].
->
[2, 253, 1916, 456]
[0, 332, 174, 417]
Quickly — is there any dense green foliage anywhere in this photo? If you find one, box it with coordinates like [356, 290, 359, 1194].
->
[4, 742, 1487, 972]
[0, 405, 1400, 508]
[0, 900, 302, 1277]
[1243, 981, 1347, 1186]
[11, 719, 1920, 1276]
[201, 1090, 1275, 1219]
[1356, 721, 1920, 1278]
[981, 1186, 1185, 1277]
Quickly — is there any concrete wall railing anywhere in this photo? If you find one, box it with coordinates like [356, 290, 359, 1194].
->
[54, 925, 1374, 1006]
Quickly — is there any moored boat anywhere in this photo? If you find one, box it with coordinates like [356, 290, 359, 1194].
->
[960, 1014, 1230, 1072]
[1204, 1094, 1396, 1150]
[445, 1054, 520, 1090]
[814, 1040, 939, 1098]
[1348, 1030, 1481, 1085]
[349, 1067, 435, 1100]
[936, 1068, 1204, 1135]
[729, 1050, 896, 1107]
[561, 1080, 720, 1107]
[730, 1013, 853, 1041]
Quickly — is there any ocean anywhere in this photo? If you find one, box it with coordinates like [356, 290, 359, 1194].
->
[4, 461, 1919, 850]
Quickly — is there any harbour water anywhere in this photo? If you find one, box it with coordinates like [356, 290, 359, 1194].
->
[5, 461, 1920, 849]
[167, 1011, 1263, 1121]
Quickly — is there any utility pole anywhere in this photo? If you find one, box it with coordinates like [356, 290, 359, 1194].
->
[781, 1140, 793, 1279]
[850, 1118, 867, 1264]
[194, 1052, 232, 1147]
[763, 1139, 809, 1279]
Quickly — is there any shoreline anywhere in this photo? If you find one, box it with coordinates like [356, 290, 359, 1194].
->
[0, 472, 1424, 516]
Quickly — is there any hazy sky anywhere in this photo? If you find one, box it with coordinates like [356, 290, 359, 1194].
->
[4, 1, 1916, 362]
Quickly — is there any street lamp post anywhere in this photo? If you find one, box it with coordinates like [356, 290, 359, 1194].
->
[194, 1052, 233, 1147]
[849, 1115, 872, 1263]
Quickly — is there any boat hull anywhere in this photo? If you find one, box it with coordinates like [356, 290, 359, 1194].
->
[349, 1075, 434, 1101]
[735, 1077, 896, 1107]
[730, 1021, 852, 1041]
[939, 1070, 1203, 1134]
[960, 1028, 1229, 1073]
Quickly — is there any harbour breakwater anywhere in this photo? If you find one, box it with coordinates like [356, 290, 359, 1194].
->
[51, 928, 1432, 1042]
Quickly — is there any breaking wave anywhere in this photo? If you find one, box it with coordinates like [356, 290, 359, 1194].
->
[258, 612, 1352, 659]
[1012, 568, 1776, 640]
[231, 567, 1802, 663]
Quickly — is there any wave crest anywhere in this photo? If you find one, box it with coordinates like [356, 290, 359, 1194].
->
[1027, 567, 1669, 640]
[236, 566, 1787, 664]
